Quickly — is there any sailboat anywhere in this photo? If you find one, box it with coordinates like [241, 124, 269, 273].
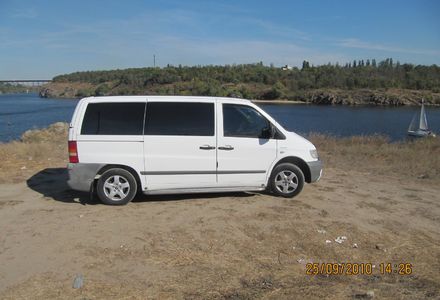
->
[407, 99, 436, 137]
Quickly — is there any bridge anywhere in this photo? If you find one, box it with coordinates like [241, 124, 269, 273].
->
[0, 79, 52, 86]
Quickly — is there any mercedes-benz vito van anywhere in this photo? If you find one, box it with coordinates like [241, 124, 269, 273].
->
[67, 96, 322, 205]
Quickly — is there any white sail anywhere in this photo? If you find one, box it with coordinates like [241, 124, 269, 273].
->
[407, 99, 435, 137]
[408, 113, 418, 132]
[419, 103, 428, 130]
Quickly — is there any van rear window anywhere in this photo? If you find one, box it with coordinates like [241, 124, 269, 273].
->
[145, 102, 214, 136]
[81, 103, 145, 135]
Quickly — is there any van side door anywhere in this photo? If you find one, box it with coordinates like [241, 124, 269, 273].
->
[143, 100, 217, 191]
[216, 102, 278, 188]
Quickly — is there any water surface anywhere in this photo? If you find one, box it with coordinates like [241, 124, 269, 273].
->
[0, 93, 78, 142]
[259, 103, 440, 141]
[1, 93, 440, 142]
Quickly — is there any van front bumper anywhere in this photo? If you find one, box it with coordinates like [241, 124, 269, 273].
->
[307, 160, 323, 183]
[67, 163, 104, 192]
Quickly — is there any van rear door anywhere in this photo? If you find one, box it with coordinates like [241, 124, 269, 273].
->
[143, 99, 217, 191]
[76, 101, 145, 169]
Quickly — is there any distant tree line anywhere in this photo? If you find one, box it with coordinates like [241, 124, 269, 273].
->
[0, 83, 35, 94]
[52, 59, 440, 99]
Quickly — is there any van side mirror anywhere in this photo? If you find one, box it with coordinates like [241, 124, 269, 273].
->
[260, 126, 273, 139]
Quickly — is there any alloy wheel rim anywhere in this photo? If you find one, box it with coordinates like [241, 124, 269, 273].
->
[103, 175, 130, 201]
[274, 170, 298, 194]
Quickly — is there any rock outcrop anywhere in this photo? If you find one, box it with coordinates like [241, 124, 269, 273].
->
[298, 89, 440, 106]
[39, 82, 94, 99]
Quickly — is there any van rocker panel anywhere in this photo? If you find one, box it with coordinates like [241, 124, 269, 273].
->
[143, 186, 266, 195]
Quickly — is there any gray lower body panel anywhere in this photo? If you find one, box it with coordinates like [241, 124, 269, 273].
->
[67, 163, 104, 192]
[143, 186, 266, 195]
[307, 160, 323, 182]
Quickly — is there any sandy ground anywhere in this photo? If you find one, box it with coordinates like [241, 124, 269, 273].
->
[0, 166, 439, 299]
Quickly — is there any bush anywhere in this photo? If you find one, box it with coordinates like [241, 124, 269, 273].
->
[75, 89, 92, 98]
[95, 84, 110, 96]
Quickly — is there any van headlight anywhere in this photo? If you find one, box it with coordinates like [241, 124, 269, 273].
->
[310, 149, 319, 159]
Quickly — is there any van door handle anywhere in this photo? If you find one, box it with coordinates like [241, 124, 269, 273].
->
[218, 145, 234, 151]
[199, 145, 216, 150]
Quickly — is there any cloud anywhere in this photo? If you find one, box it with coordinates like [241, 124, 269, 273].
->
[0, 6, 349, 78]
[337, 38, 440, 56]
[11, 6, 431, 77]
[129, 35, 347, 67]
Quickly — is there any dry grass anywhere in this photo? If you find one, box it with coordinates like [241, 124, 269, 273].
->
[1, 124, 440, 299]
[0, 123, 439, 184]
[309, 133, 440, 184]
[0, 122, 68, 183]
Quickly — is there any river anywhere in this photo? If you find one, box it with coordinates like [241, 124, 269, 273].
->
[1, 93, 439, 142]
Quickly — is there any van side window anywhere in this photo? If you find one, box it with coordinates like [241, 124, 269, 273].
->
[145, 102, 214, 136]
[81, 103, 145, 135]
[223, 104, 270, 138]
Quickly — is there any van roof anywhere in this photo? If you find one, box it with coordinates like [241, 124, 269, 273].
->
[82, 95, 252, 104]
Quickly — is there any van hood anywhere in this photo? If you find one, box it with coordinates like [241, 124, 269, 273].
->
[286, 131, 316, 150]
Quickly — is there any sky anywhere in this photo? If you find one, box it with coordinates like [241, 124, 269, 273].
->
[0, 0, 439, 79]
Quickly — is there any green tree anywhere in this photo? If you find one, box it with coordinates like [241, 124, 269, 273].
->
[49, 59, 440, 99]
[302, 60, 310, 70]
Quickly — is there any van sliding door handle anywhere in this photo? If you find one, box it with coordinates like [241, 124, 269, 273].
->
[218, 145, 234, 151]
[199, 145, 216, 150]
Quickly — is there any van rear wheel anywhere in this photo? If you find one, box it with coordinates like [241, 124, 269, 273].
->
[97, 168, 137, 205]
[269, 163, 304, 198]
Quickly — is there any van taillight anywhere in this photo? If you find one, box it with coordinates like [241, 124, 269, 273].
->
[68, 141, 79, 163]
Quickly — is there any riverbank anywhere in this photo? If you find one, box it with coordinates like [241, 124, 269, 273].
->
[1, 123, 439, 184]
[39, 82, 440, 106]
[0, 124, 439, 299]
[0, 123, 68, 183]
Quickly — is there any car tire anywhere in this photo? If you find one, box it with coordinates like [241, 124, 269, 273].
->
[269, 163, 304, 198]
[97, 168, 137, 205]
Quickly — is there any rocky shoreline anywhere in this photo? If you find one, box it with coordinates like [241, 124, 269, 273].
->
[297, 89, 440, 105]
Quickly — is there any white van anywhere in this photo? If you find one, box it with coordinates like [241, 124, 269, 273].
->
[67, 96, 322, 205]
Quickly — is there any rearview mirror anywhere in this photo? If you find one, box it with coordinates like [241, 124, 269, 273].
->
[260, 126, 273, 139]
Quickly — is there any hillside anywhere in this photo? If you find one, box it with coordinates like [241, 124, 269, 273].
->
[39, 60, 440, 105]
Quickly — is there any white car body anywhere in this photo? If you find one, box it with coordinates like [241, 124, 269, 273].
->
[67, 96, 322, 196]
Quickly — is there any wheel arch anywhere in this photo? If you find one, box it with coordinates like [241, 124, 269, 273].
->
[269, 156, 311, 183]
[95, 164, 142, 191]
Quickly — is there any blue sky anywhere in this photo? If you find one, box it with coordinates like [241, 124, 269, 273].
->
[0, 0, 439, 79]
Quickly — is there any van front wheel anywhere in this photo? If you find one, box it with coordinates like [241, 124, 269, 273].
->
[269, 163, 304, 198]
[97, 168, 137, 205]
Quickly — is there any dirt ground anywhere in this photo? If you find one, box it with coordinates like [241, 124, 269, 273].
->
[0, 164, 439, 299]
